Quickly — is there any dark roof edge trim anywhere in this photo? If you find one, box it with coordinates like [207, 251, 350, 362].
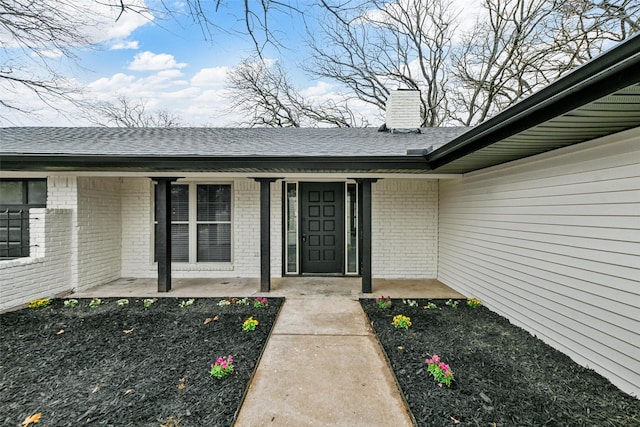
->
[426, 34, 640, 170]
[0, 154, 432, 172]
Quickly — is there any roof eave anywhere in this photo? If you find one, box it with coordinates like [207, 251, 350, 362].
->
[426, 34, 640, 170]
[0, 154, 432, 173]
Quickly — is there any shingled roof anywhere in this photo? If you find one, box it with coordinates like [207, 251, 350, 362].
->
[0, 127, 467, 157]
[0, 126, 471, 174]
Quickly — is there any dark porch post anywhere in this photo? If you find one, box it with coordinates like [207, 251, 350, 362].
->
[254, 178, 280, 292]
[356, 178, 378, 293]
[152, 177, 178, 292]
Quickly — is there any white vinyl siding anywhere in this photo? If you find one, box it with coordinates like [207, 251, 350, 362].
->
[438, 127, 640, 397]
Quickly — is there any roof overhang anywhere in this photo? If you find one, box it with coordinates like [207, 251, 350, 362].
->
[0, 154, 433, 174]
[425, 34, 640, 174]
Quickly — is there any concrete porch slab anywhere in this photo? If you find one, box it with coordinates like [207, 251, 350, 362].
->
[70, 277, 466, 300]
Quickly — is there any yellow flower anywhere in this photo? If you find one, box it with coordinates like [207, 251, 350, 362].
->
[243, 316, 259, 331]
[28, 298, 51, 309]
[392, 314, 412, 329]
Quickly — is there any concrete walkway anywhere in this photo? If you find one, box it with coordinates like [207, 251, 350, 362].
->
[233, 295, 413, 427]
[70, 277, 465, 426]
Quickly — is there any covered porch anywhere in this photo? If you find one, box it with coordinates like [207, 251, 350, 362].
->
[69, 277, 466, 300]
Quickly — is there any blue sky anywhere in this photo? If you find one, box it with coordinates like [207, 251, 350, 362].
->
[2, 0, 346, 126]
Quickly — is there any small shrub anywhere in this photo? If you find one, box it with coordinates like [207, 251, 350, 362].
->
[423, 302, 437, 310]
[392, 314, 412, 329]
[179, 298, 195, 308]
[64, 299, 78, 308]
[28, 298, 51, 309]
[376, 296, 392, 309]
[253, 297, 268, 308]
[467, 297, 482, 308]
[210, 355, 234, 379]
[88, 298, 102, 308]
[116, 299, 129, 307]
[425, 354, 455, 387]
[242, 316, 259, 331]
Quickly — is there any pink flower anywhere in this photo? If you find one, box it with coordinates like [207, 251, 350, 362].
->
[431, 354, 440, 363]
[228, 355, 233, 362]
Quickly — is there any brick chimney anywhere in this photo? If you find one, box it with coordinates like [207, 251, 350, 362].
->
[385, 89, 421, 132]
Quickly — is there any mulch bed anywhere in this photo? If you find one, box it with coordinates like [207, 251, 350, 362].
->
[360, 298, 640, 427]
[0, 297, 283, 427]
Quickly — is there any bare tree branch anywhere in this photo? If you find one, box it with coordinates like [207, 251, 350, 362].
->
[85, 96, 183, 127]
[226, 57, 367, 127]
[305, 0, 457, 127]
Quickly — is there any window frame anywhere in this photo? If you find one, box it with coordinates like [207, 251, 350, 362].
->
[153, 181, 233, 264]
[0, 179, 47, 259]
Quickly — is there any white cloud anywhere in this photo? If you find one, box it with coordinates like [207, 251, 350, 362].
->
[110, 40, 140, 50]
[300, 81, 336, 97]
[191, 67, 230, 87]
[37, 49, 64, 59]
[129, 51, 187, 71]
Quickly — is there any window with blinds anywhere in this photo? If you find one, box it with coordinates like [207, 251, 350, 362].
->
[154, 183, 232, 263]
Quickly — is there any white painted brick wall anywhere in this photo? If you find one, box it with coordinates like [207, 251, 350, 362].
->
[0, 208, 73, 311]
[120, 178, 153, 277]
[372, 179, 438, 278]
[75, 177, 122, 290]
[46, 176, 79, 289]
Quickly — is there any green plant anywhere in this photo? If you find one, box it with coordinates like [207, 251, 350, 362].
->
[89, 298, 102, 308]
[210, 355, 234, 379]
[445, 299, 459, 309]
[425, 354, 455, 387]
[423, 302, 437, 310]
[403, 299, 418, 307]
[467, 297, 482, 308]
[392, 314, 412, 329]
[235, 297, 250, 306]
[217, 299, 231, 307]
[28, 298, 51, 309]
[242, 316, 259, 331]
[63, 299, 78, 308]
[179, 298, 195, 307]
[143, 298, 155, 308]
[253, 297, 268, 308]
[117, 298, 129, 307]
[376, 295, 392, 309]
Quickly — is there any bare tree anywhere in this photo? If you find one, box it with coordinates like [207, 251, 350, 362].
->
[305, 0, 638, 127]
[226, 58, 367, 127]
[0, 0, 95, 118]
[86, 96, 183, 127]
[306, 0, 457, 127]
[450, 0, 561, 125]
[450, 0, 640, 125]
[0, 0, 301, 122]
[178, 1, 306, 55]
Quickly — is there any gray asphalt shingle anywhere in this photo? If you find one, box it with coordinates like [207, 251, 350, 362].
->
[0, 127, 469, 157]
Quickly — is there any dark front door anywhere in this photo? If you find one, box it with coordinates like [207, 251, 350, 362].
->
[300, 182, 344, 274]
